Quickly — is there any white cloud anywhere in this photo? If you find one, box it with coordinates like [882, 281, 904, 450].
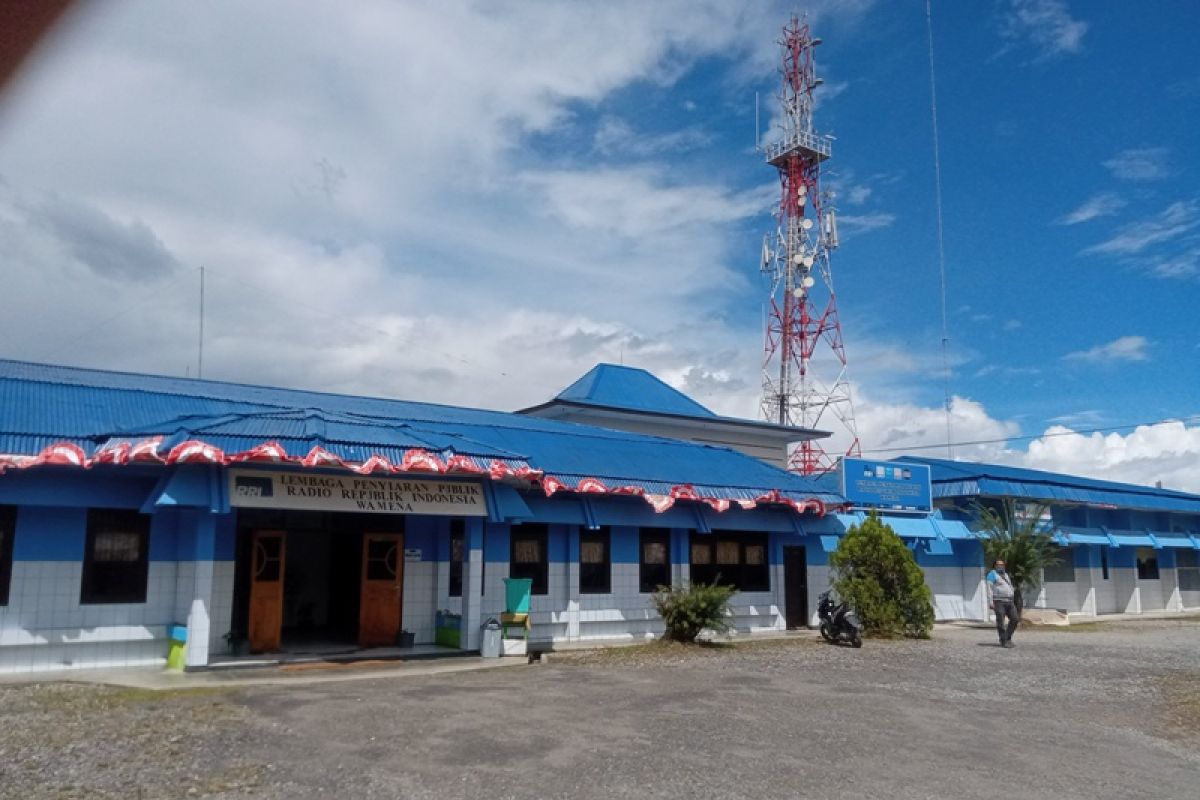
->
[1063, 335, 1150, 364]
[1146, 247, 1200, 280]
[999, 0, 1088, 60]
[1022, 421, 1200, 493]
[853, 392, 1022, 464]
[836, 212, 896, 235]
[1083, 200, 1200, 256]
[856, 399, 1200, 493]
[1056, 192, 1126, 225]
[522, 167, 770, 241]
[1103, 147, 1172, 181]
[974, 364, 1039, 378]
[0, 0, 881, 408]
[843, 185, 873, 205]
[592, 117, 712, 158]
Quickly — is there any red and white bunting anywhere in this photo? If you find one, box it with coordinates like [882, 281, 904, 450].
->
[0, 438, 831, 517]
[401, 449, 443, 473]
[576, 477, 608, 494]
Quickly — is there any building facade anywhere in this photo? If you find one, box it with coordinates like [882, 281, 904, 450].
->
[0, 359, 866, 674]
[905, 457, 1200, 620]
[2, 360, 1196, 675]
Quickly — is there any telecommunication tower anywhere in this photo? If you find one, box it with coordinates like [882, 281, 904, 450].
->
[759, 15, 860, 474]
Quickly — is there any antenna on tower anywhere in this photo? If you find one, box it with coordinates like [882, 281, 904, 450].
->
[757, 14, 860, 475]
[197, 265, 205, 379]
[925, 0, 954, 458]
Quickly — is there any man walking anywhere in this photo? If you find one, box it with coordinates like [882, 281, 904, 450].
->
[987, 559, 1019, 648]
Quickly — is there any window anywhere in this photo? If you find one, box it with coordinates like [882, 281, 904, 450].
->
[0, 505, 14, 606]
[639, 528, 671, 593]
[1135, 547, 1160, 580]
[689, 531, 770, 592]
[1178, 549, 1200, 592]
[1043, 546, 1076, 583]
[449, 519, 464, 597]
[81, 509, 150, 604]
[580, 527, 611, 594]
[1100, 547, 1109, 580]
[510, 523, 548, 595]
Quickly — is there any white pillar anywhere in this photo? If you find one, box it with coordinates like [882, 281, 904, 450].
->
[566, 527, 581, 641]
[459, 518, 484, 650]
[185, 514, 216, 668]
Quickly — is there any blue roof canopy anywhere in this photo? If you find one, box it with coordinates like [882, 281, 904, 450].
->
[897, 456, 1200, 516]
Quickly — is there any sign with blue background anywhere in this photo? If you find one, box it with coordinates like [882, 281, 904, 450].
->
[841, 458, 932, 513]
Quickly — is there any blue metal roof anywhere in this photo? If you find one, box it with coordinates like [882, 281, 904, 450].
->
[896, 455, 1200, 515]
[0, 359, 841, 507]
[554, 363, 717, 418]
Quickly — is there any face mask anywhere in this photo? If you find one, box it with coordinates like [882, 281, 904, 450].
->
[996, 567, 1006, 574]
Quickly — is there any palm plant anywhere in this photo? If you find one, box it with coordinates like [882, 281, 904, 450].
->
[973, 498, 1062, 612]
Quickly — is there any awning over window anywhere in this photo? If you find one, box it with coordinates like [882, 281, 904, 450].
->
[925, 538, 954, 556]
[1059, 526, 1200, 549]
[1060, 527, 1113, 546]
[1110, 533, 1157, 548]
[833, 512, 941, 539]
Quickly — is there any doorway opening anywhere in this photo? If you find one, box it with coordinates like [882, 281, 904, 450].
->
[232, 510, 405, 654]
[783, 546, 809, 629]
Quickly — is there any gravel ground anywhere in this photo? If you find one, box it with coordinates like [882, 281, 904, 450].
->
[2, 619, 1198, 799]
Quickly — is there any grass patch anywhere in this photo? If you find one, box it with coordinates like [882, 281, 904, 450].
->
[21, 683, 228, 711]
[551, 635, 815, 666]
[1021, 620, 1108, 633]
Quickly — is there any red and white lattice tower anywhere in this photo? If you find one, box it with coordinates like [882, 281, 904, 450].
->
[759, 15, 860, 474]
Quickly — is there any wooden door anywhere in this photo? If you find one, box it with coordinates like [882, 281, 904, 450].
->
[248, 530, 286, 653]
[358, 533, 404, 648]
[783, 546, 809, 629]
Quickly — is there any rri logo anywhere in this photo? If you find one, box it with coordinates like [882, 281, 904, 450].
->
[234, 476, 273, 498]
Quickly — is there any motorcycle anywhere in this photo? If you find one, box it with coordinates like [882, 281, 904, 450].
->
[817, 590, 863, 648]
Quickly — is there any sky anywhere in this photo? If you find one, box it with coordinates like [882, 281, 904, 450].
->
[0, 0, 1197, 490]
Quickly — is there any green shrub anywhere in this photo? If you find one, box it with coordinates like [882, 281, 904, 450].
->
[830, 512, 935, 638]
[652, 581, 737, 642]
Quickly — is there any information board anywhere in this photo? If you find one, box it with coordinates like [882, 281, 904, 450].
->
[229, 469, 488, 516]
[840, 458, 932, 513]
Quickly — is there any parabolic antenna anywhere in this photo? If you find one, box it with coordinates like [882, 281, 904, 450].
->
[802, 275, 815, 288]
[792, 287, 805, 298]
[802, 218, 814, 230]
[792, 253, 804, 265]
[803, 256, 814, 268]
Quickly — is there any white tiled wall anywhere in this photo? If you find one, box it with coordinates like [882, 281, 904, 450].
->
[402, 561, 437, 644]
[0, 561, 178, 673]
[18, 538, 1195, 672]
[0, 559, 237, 673]
[925, 566, 976, 621]
[198, 562, 235, 659]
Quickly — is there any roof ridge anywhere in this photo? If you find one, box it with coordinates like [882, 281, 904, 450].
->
[0, 359, 789, 455]
[905, 455, 1200, 499]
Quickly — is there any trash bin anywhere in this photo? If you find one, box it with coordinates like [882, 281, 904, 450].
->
[480, 618, 502, 658]
[166, 623, 188, 671]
